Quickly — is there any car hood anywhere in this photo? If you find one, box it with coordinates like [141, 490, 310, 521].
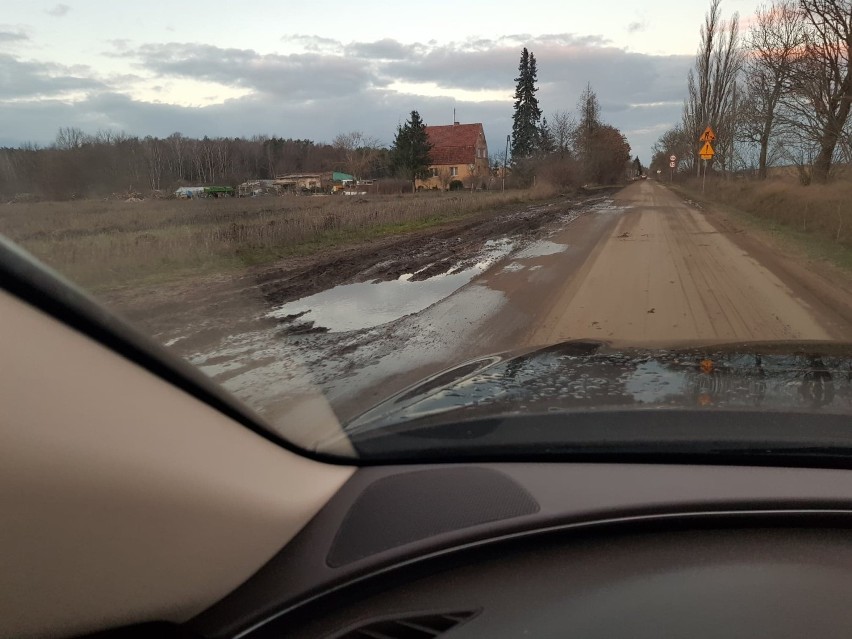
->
[339, 339, 852, 438]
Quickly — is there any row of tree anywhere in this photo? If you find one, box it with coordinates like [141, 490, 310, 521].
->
[376, 47, 637, 196]
[0, 129, 390, 200]
[509, 48, 633, 186]
[652, 0, 852, 184]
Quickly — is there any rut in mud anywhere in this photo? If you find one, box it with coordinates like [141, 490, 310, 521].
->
[110, 191, 611, 357]
[255, 194, 602, 307]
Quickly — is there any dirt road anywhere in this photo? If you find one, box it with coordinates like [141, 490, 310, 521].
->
[521, 180, 840, 347]
[114, 181, 852, 424]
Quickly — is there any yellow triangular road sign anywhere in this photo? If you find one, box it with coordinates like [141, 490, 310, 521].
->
[700, 127, 716, 142]
[699, 141, 715, 160]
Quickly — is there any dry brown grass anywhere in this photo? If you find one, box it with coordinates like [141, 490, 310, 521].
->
[686, 175, 852, 244]
[0, 186, 559, 289]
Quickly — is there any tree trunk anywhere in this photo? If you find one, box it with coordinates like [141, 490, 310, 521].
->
[812, 97, 852, 183]
[812, 142, 834, 183]
[758, 125, 771, 180]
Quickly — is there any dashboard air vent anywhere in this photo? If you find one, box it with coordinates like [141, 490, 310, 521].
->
[331, 610, 480, 639]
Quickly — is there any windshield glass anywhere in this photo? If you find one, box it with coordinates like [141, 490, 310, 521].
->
[3, 0, 852, 460]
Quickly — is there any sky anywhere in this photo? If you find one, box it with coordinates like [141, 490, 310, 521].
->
[0, 0, 762, 163]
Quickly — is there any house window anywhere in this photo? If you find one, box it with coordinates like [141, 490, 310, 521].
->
[450, 167, 458, 176]
[430, 167, 438, 177]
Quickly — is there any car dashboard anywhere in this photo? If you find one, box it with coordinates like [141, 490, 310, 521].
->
[191, 462, 852, 639]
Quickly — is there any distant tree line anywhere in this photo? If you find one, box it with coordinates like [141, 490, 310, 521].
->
[652, 0, 852, 184]
[1, 47, 637, 201]
[0, 129, 390, 200]
[507, 48, 633, 187]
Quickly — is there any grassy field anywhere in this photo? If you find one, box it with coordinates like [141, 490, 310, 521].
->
[669, 176, 852, 271]
[0, 186, 560, 290]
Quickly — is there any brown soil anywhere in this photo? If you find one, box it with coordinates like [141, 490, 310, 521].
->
[104, 192, 609, 350]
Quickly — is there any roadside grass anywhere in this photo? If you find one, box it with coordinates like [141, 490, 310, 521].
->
[668, 176, 852, 273]
[0, 185, 559, 290]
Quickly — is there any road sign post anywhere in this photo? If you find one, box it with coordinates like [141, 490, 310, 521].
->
[669, 155, 677, 182]
[697, 127, 716, 179]
[698, 133, 715, 194]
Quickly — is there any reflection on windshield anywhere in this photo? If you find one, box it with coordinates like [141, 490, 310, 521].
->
[349, 343, 852, 431]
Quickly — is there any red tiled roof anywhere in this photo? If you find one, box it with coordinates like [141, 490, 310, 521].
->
[425, 123, 485, 166]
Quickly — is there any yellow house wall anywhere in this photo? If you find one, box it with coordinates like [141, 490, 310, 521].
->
[415, 143, 489, 190]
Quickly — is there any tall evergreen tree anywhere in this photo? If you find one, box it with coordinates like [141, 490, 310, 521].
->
[510, 48, 542, 161]
[390, 110, 432, 192]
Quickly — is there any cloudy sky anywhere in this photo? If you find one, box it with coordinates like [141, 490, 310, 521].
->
[1, 0, 761, 162]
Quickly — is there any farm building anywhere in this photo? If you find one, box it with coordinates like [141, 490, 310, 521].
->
[273, 172, 354, 193]
[416, 122, 489, 190]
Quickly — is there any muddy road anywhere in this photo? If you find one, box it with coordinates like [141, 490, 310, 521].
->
[111, 181, 852, 427]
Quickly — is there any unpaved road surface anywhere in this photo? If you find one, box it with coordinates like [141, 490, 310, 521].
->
[527, 180, 840, 346]
[109, 181, 852, 425]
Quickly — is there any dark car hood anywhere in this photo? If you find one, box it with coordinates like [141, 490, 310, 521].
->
[342, 340, 852, 436]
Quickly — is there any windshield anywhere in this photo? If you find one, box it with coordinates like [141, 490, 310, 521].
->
[3, 0, 852, 461]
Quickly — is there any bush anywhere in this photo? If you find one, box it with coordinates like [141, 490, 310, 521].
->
[449, 180, 464, 191]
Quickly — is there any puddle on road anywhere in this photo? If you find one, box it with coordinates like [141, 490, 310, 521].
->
[589, 198, 632, 214]
[269, 238, 514, 332]
[514, 240, 569, 259]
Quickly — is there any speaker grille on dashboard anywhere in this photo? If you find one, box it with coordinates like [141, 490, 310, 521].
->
[328, 610, 481, 639]
[327, 467, 539, 567]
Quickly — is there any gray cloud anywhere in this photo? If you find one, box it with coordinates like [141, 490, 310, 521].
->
[46, 4, 71, 17]
[0, 54, 104, 100]
[627, 21, 646, 34]
[107, 38, 132, 51]
[344, 38, 422, 60]
[0, 29, 29, 44]
[283, 34, 342, 53]
[2, 34, 693, 161]
[128, 43, 381, 98]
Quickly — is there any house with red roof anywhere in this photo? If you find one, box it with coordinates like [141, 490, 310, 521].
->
[416, 122, 489, 190]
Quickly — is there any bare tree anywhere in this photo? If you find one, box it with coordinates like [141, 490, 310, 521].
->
[54, 127, 87, 150]
[332, 131, 381, 180]
[652, 124, 693, 173]
[550, 109, 575, 158]
[573, 84, 602, 181]
[142, 136, 165, 191]
[741, 0, 806, 178]
[0, 131, 373, 199]
[165, 132, 186, 182]
[683, 0, 744, 174]
[785, 0, 852, 183]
